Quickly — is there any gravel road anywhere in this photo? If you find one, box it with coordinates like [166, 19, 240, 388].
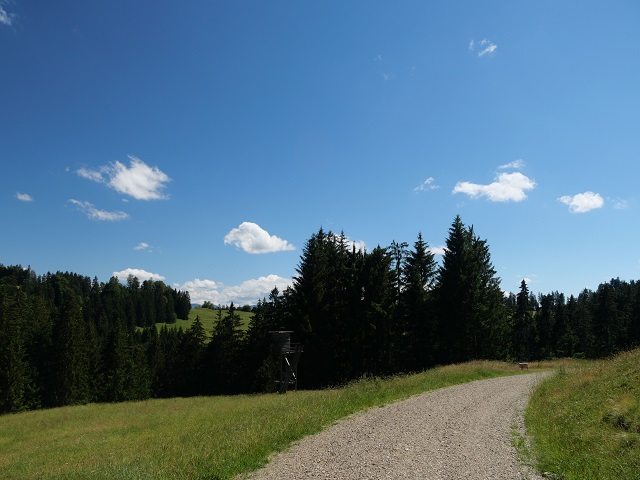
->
[243, 373, 549, 480]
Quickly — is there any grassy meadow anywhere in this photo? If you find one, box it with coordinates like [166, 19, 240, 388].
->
[3, 352, 636, 480]
[0, 360, 537, 480]
[155, 307, 254, 337]
[526, 348, 640, 479]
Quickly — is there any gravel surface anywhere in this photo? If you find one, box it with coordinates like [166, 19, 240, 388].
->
[243, 373, 549, 480]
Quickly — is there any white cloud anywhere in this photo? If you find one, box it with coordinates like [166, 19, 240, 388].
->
[0, 5, 14, 26]
[612, 198, 629, 210]
[414, 177, 440, 192]
[453, 172, 536, 202]
[77, 155, 171, 200]
[498, 159, 524, 170]
[558, 191, 604, 213]
[478, 43, 497, 56]
[175, 274, 292, 306]
[469, 38, 498, 57]
[224, 222, 295, 254]
[113, 268, 165, 283]
[68, 199, 129, 221]
[15, 192, 33, 202]
[134, 242, 153, 252]
[77, 167, 105, 183]
[429, 245, 447, 256]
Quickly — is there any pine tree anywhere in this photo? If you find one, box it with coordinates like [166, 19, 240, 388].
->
[434, 216, 508, 363]
[53, 291, 91, 406]
[0, 284, 31, 413]
[512, 279, 535, 360]
[206, 303, 245, 393]
[358, 246, 395, 375]
[400, 232, 437, 370]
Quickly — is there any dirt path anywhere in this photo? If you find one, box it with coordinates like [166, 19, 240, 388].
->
[243, 373, 548, 480]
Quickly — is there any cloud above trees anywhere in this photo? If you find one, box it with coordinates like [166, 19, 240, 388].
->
[68, 199, 129, 221]
[558, 191, 604, 213]
[224, 222, 295, 254]
[453, 172, 536, 202]
[112, 268, 165, 282]
[77, 156, 171, 200]
[175, 274, 292, 306]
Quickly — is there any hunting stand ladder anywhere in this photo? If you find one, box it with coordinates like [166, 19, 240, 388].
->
[270, 331, 303, 394]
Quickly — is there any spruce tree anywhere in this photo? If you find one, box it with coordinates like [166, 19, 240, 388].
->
[512, 279, 535, 361]
[434, 216, 508, 363]
[400, 232, 437, 370]
[53, 291, 91, 406]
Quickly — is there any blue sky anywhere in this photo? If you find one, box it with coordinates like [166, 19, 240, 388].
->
[2, 1, 639, 305]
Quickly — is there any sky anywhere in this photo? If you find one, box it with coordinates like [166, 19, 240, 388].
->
[2, 1, 639, 306]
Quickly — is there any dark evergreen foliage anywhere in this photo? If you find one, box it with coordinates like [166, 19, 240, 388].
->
[2, 217, 640, 414]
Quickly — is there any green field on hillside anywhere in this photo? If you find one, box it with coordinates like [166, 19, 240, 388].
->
[155, 307, 254, 337]
[526, 348, 640, 479]
[0, 360, 543, 480]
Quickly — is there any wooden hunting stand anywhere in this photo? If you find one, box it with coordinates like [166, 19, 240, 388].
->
[270, 331, 303, 394]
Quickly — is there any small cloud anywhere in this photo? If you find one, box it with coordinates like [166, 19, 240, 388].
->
[77, 167, 105, 183]
[612, 198, 629, 210]
[479, 43, 497, 56]
[0, 4, 15, 26]
[470, 38, 498, 57]
[134, 242, 152, 252]
[558, 191, 604, 213]
[15, 192, 33, 202]
[498, 159, 525, 170]
[224, 222, 295, 254]
[374, 54, 383, 62]
[453, 172, 536, 202]
[414, 177, 440, 192]
[429, 245, 447, 256]
[77, 155, 171, 200]
[113, 268, 165, 283]
[382, 73, 395, 81]
[68, 199, 129, 221]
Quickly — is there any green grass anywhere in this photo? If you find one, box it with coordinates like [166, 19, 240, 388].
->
[155, 307, 254, 337]
[526, 348, 640, 479]
[0, 360, 538, 480]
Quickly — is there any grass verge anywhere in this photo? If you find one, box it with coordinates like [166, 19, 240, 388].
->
[526, 348, 640, 479]
[0, 360, 539, 479]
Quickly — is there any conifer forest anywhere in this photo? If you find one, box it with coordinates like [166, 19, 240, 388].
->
[1, 216, 639, 414]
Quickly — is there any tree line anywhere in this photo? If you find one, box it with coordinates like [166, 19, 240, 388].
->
[1, 215, 639, 414]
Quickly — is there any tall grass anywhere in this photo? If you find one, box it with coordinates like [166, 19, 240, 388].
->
[0, 360, 534, 479]
[526, 348, 640, 479]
